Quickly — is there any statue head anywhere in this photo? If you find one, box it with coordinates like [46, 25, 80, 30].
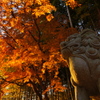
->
[60, 29, 100, 60]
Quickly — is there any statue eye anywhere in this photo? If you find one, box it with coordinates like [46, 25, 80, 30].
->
[74, 44, 79, 47]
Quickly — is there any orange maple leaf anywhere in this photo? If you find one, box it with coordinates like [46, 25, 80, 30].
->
[46, 14, 54, 21]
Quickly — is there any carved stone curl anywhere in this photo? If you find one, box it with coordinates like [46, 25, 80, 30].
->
[60, 29, 100, 100]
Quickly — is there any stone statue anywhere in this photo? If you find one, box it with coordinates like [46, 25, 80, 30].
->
[60, 29, 100, 100]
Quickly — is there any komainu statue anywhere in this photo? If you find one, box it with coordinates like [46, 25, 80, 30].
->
[60, 29, 100, 100]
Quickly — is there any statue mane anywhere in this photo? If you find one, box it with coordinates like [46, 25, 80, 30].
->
[66, 29, 100, 59]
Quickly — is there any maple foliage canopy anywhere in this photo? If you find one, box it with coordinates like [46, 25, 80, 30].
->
[0, 0, 78, 99]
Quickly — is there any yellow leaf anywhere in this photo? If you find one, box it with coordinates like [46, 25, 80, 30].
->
[46, 14, 54, 21]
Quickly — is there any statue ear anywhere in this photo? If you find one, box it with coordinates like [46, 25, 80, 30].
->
[80, 29, 96, 35]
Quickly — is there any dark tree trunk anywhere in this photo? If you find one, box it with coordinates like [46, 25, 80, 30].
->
[44, 93, 49, 100]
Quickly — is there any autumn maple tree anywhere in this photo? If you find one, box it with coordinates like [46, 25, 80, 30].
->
[0, 0, 78, 100]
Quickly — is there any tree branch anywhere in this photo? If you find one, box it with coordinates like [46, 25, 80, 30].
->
[33, 19, 43, 52]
